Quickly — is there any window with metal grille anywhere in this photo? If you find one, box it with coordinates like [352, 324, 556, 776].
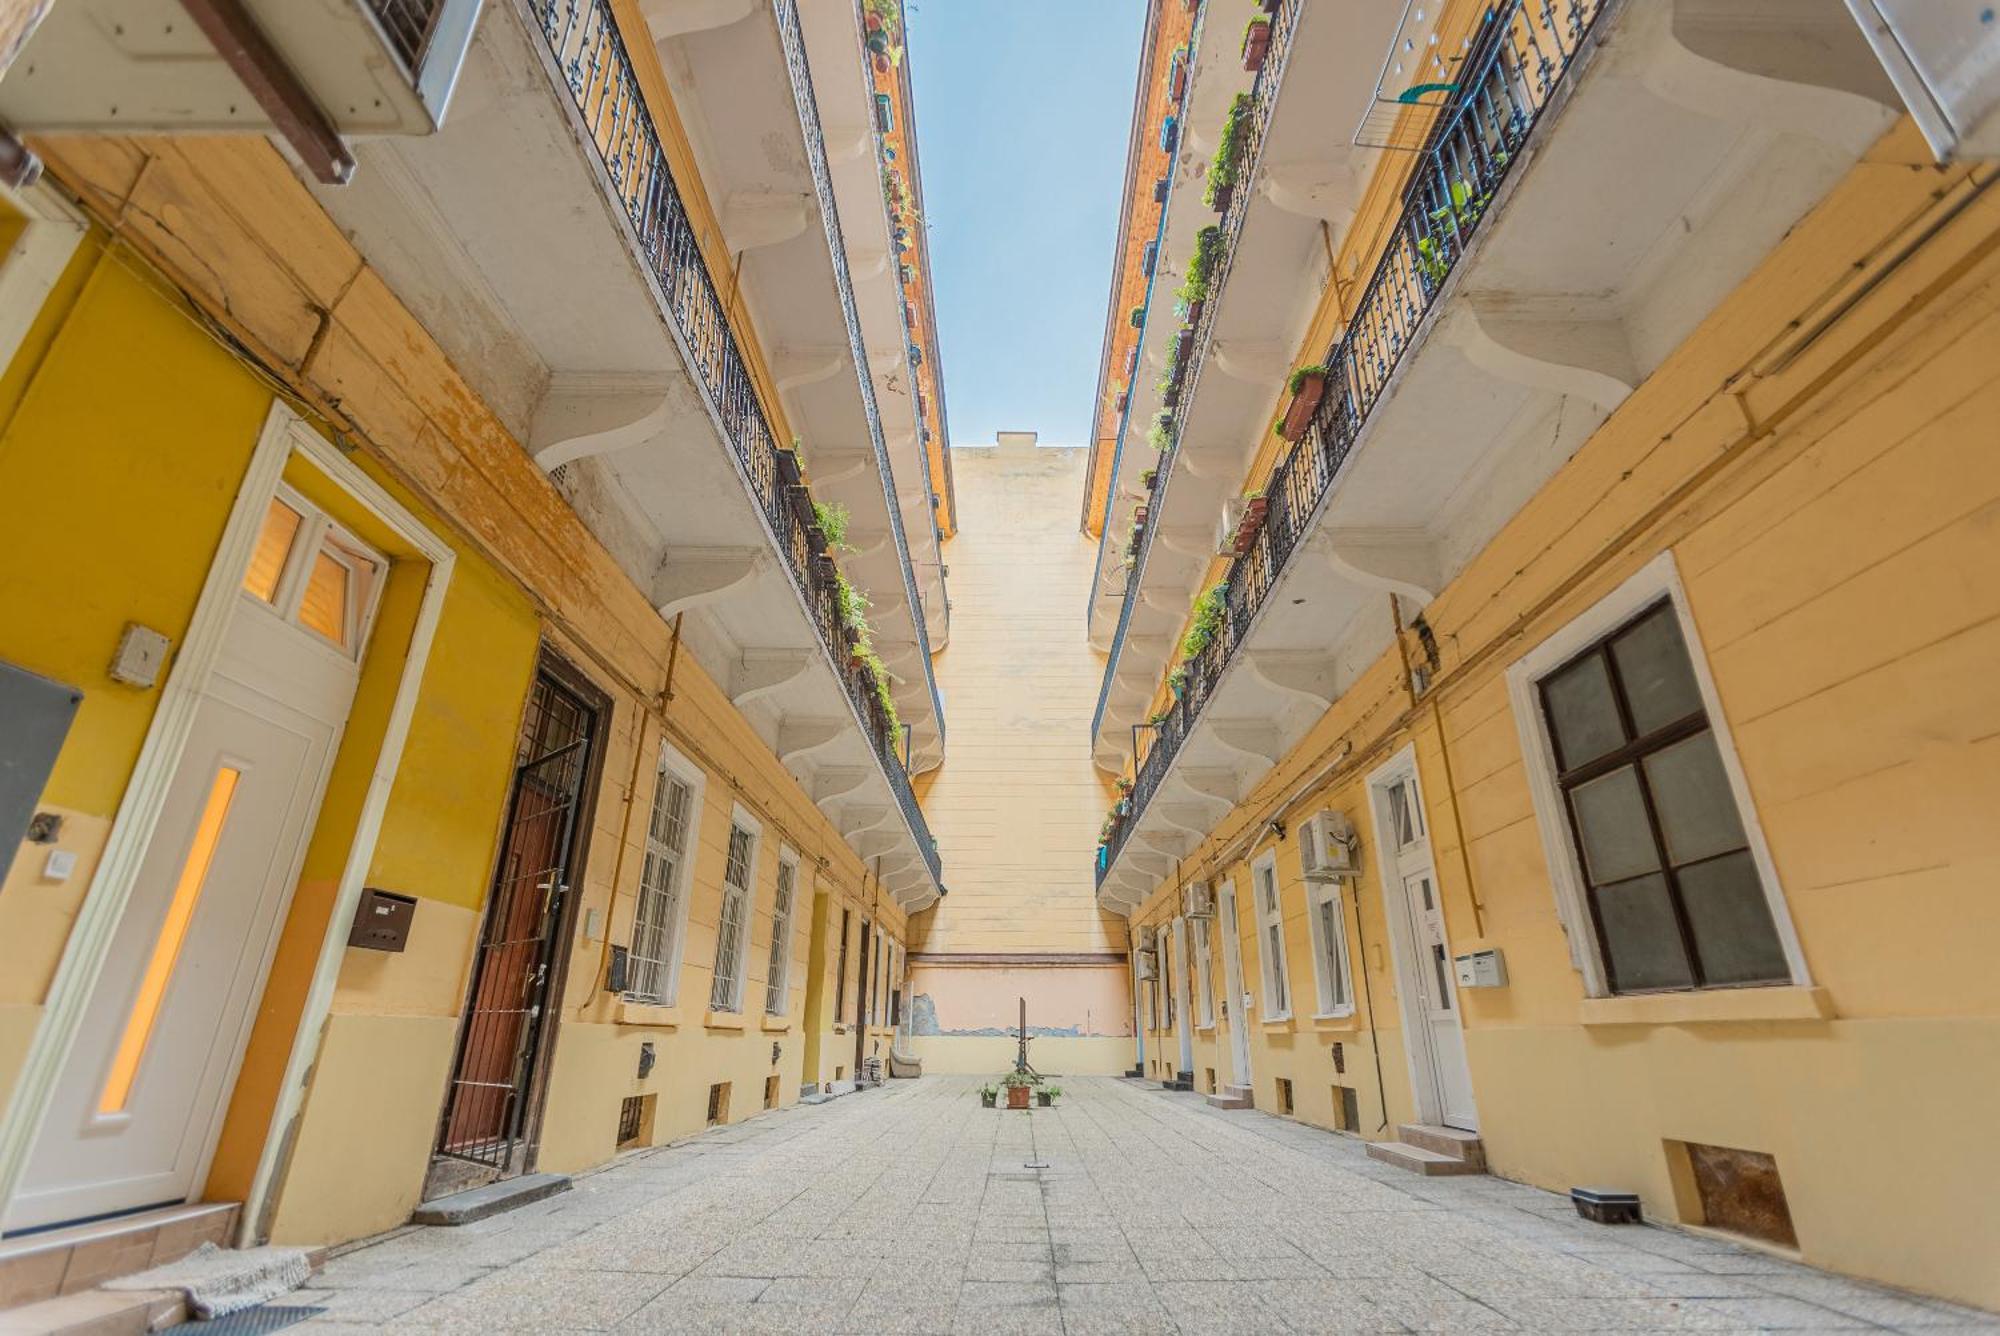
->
[709, 824, 755, 1011]
[1306, 883, 1354, 1017]
[706, 1081, 730, 1126]
[1254, 855, 1290, 1018]
[1538, 601, 1788, 994]
[763, 857, 797, 1014]
[627, 767, 695, 1004]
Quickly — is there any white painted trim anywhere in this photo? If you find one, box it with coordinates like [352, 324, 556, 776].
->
[0, 182, 86, 382]
[1502, 550, 1809, 997]
[1365, 743, 1449, 1128]
[1249, 850, 1292, 1021]
[1304, 878, 1357, 1021]
[239, 412, 456, 1244]
[654, 738, 708, 1008]
[0, 404, 295, 1230]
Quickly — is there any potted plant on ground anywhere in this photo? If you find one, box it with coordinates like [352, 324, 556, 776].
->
[1037, 1085, 1062, 1107]
[1242, 14, 1272, 70]
[980, 1084, 999, 1108]
[1280, 363, 1329, 441]
[1003, 1071, 1034, 1109]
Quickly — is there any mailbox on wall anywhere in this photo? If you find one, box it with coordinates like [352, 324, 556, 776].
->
[1454, 949, 1508, 989]
[348, 888, 417, 952]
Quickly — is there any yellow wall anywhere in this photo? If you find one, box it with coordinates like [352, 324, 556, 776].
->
[908, 436, 1130, 1067]
[1122, 122, 2000, 1309]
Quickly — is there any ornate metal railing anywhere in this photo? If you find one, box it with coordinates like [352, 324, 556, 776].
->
[1100, 0, 1608, 888]
[774, 0, 946, 751]
[1090, 0, 1303, 744]
[522, 0, 939, 886]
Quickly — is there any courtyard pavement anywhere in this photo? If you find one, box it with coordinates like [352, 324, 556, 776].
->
[270, 1075, 1998, 1333]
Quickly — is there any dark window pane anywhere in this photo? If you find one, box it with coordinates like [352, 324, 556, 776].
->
[1644, 731, 1749, 866]
[1611, 605, 1703, 736]
[1570, 765, 1661, 885]
[1594, 873, 1694, 991]
[1542, 652, 1625, 770]
[1679, 850, 1789, 985]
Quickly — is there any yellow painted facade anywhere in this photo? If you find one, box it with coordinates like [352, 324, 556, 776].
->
[907, 436, 1131, 1072]
[1120, 117, 2000, 1309]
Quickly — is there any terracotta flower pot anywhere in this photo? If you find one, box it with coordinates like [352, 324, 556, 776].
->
[1006, 1085, 1031, 1110]
[1243, 22, 1271, 71]
[1213, 182, 1234, 214]
[1281, 373, 1327, 441]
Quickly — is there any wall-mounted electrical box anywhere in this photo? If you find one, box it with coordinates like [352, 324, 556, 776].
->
[347, 887, 416, 952]
[1, 660, 82, 866]
[1453, 948, 1508, 989]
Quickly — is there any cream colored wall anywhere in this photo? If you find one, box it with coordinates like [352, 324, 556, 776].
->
[908, 435, 1131, 1066]
[907, 1035, 1131, 1077]
[1122, 122, 2000, 1308]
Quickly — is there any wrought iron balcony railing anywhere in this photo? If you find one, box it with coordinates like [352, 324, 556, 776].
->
[775, 0, 946, 750]
[1090, 0, 1303, 744]
[1099, 0, 1609, 888]
[523, 0, 940, 886]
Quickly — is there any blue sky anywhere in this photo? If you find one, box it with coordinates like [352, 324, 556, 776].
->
[906, 0, 1146, 448]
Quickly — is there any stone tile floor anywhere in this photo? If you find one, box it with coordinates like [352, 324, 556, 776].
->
[268, 1076, 1998, 1333]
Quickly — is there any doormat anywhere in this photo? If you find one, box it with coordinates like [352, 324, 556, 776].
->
[102, 1241, 312, 1318]
[187, 1304, 325, 1332]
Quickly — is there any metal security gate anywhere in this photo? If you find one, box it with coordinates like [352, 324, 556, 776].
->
[434, 669, 597, 1175]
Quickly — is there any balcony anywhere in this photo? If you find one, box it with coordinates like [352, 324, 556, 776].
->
[206, 0, 945, 902]
[1097, 0, 1899, 907]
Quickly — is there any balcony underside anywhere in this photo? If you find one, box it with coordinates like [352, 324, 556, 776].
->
[304, 1, 940, 904]
[1098, 0, 1899, 908]
[648, 0, 944, 773]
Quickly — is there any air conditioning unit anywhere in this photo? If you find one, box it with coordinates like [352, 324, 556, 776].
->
[1182, 882, 1214, 919]
[1134, 948, 1159, 981]
[1846, 1, 2000, 161]
[1298, 810, 1359, 882]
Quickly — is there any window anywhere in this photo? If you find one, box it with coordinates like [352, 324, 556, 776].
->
[628, 747, 701, 1005]
[1192, 907, 1214, 1027]
[834, 908, 851, 1022]
[240, 487, 383, 656]
[709, 817, 758, 1012]
[1253, 854, 1290, 1018]
[1523, 587, 1793, 994]
[763, 853, 798, 1014]
[1305, 881, 1355, 1017]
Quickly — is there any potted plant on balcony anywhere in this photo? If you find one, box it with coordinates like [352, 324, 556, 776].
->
[1134, 502, 1149, 527]
[1242, 14, 1273, 70]
[980, 1084, 999, 1108]
[1206, 94, 1252, 211]
[1148, 411, 1173, 453]
[813, 500, 850, 554]
[1130, 304, 1145, 329]
[1168, 664, 1189, 699]
[1182, 582, 1230, 661]
[1280, 363, 1329, 441]
[1003, 1071, 1035, 1109]
[1233, 488, 1269, 555]
[775, 437, 804, 488]
[1177, 225, 1222, 311]
[1140, 468, 1158, 491]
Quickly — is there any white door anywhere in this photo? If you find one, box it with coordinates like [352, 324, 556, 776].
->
[1396, 864, 1478, 1130]
[10, 495, 377, 1229]
[1217, 883, 1252, 1088]
[1171, 918, 1194, 1077]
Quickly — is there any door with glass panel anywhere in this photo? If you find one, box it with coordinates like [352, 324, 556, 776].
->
[1216, 882, 1252, 1087]
[1381, 770, 1479, 1131]
[11, 491, 382, 1230]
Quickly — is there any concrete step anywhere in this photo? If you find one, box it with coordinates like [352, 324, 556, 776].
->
[0, 1286, 184, 1335]
[1204, 1089, 1253, 1110]
[412, 1172, 570, 1226]
[0, 1201, 238, 1311]
[1220, 1084, 1252, 1101]
[1396, 1123, 1485, 1168]
[1366, 1140, 1485, 1176]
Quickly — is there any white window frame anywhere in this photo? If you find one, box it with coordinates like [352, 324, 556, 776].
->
[1192, 904, 1215, 1029]
[763, 847, 800, 1015]
[0, 182, 85, 381]
[708, 804, 762, 1013]
[1305, 879, 1356, 1019]
[1505, 551, 1808, 998]
[247, 483, 387, 661]
[1251, 850, 1291, 1020]
[627, 739, 705, 1006]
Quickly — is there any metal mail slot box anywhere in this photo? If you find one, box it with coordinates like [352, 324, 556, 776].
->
[348, 887, 417, 952]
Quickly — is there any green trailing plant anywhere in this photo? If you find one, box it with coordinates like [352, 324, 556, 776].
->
[862, 0, 901, 45]
[1176, 225, 1224, 308]
[814, 499, 851, 551]
[1243, 485, 1267, 502]
[1167, 664, 1189, 696]
[1181, 581, 1230, 660]
[1414, 157, 1505, 286]
[835, 573, 871, 636]
[1244, 13, 1271, 43]
[1205, 92, 1253, 207]
[1288, 364, 1329, 395]
[1147, 414, 1172, 451]
[1148, 707, 1171, 726]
